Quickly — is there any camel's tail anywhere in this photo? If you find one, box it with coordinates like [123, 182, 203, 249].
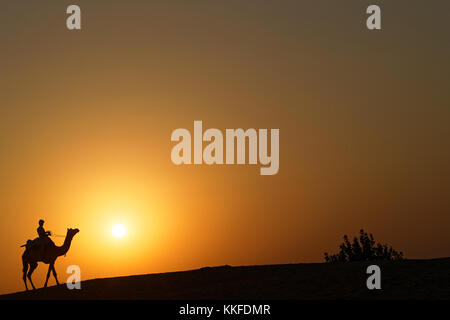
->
[20, 240, 32, 248]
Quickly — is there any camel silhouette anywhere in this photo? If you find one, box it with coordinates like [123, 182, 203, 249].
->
[21, 228, 79, 290]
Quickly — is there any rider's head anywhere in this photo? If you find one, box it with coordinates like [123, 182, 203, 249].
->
[39, 219, 44, 226]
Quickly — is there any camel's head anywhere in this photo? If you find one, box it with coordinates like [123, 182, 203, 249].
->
[67, 228, 80, 239]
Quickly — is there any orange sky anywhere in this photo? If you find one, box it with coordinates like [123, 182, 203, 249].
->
[1, 1, 449, 294]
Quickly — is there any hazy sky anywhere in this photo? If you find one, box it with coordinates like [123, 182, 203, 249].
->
[0, 1, 449, 294]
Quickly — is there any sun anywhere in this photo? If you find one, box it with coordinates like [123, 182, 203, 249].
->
[112, 224, 127, 238]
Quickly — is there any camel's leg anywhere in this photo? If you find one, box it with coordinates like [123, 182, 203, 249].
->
[44, 264, 52, 288]
[27, 262, 38, 290]
[22, 261, 29, 291]
[51, 263, 60, 285]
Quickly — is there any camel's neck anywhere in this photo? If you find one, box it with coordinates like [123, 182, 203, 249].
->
[56, 235, 73, 257]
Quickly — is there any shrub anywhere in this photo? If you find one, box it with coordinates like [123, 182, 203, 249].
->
[324, 229, 404, 262]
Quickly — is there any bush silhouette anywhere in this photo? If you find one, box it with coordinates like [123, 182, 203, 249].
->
[324, 229, 404, 262]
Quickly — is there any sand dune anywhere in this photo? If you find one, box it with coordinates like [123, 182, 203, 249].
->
[2, 258, 449, 300]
